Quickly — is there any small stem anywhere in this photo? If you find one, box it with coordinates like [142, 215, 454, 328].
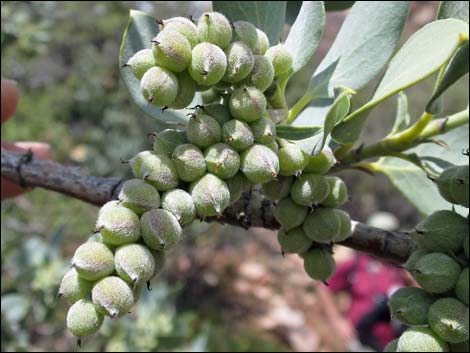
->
[386, 112, 434, 146]
[419, 109, 469, 140]
[287, 93, 316, 124]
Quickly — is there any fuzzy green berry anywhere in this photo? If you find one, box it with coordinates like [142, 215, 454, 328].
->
[115, 244, 155, 285]
[172, 143, 207, 182]
[333, 209, 353, 242]
[159, 17, 199, 48]
[226, 172, 250, 205]
[170, 71, 196, 109]
[58, 268, 93, 303]
[204, 143, 241, 179]
[254, 28, 269, 55]
[264, 139, 280, 154]
[277, 227, 312, 254]
[186, 113, 222, 149]
[201, 88, 221, 104]
[152, 129, 187, 157]
[229, 86, 267, 122]
[428, 298, 469, 344]
[92, 276, 134, 318]
[67, 299, 104, 339]
[278, 144, 307, 176]
[72, 241, 114, 281]
[197, 12, 232, 48]
[397, 327, 449, 352]
[161, 189, 196, 226]
[152, 29, 191, 72]
[201, 103, 232, 126]
[118, 179, 160, 216]
[241, 144, 280, 184]
[243, 55, 275, 92]
[303, 208, 342, 244]
[290, 174, 330, 206]
[412, 253, 461, 294]
[140, 66, 178, 107]
[223, 42, 255, 83]
[124, 49, 155, 80]
[266, 108, 288, 125]
[436, 165, 469, 208]
[190, 173, 230, 217]
[388, 287, 436, 325]
[404, 249, 429, 272]
[302, 248, 336, 282]
[249, 116, 276, 145]
[261, 176, 293, 202]
[140, 209, 183, 251]
[232, 21, 258, 51]
[96, 201, 141, 246]
[456, 268, 469, 305]
[384, 339, 399, 352]
[265, 44, 293, 77]
[130, 151, 179, 191]
[321, 177, 348, 208]
[303, 147, 336, 174]
[274, 197, 308, 230]
[189, 42, 227, 85]
[222, 119, 254, 152]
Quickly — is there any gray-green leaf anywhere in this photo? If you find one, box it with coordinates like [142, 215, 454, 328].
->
[389, 92, 411, 135]
[438, 1, 469, 22]
[276, 125, 323, 140]
[321, 87, 353, 149]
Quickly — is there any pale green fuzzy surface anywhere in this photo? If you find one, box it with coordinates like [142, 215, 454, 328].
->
[277, 227, 312, 254]
[388, 287, 436, 326]
[233, 21, 258, 51]
[190, 173, 230, 217]
[172, 143, 207, 182]
[428, 298, 469, 344]
[223, 42, 254, 83]
[161, 189, 196, 226]
[436, 165, 469, 208]
[171, 71, 196, 109]
[153, 129, 187, 157]
[266, 108, 288, 125]
[456, 268, 469, 305]
[72, 241, 114, 281]
[278, 144, 307, 176]
[290, 174, 330, 206]
[161, 17, 199, 48]
[397, 327, 449, 352]
[96, 201, 141, 246]
[197, 12, 232, 49]
[92, 276, 135, 318]
[140, 209, 183, 251]
[202, 103, 232, 126]
[404, 249, 429, 271]
[152, 29, 191, 73]
[264, 44, 293, 77]
[303, 147, 336, 174]
[229, 86, 267, 122]
[249, 117, 276, 145]
[412, 210, 468, 253]
[273, 198, 308, 231]
[204, 143, 241, 180]
[302, 248, 336, 282]
[243, 55, 274, 92]
[321, 177, 348, 208]
[413, 253, 461, 294]
[118, 179, 160, 216]
[303, 208, 342, 244]
[241, 144, 279, 184]
[126, 49, 156, 80]
[115, 244, 156, 284]
[254, 28, 269, 55]
[226, 172, 250, 205]
[383, 338, 399, 352]
[188, 42, 227, 85]
[264, 139, 280, 154]
[222, 119, 254, 152]
[333, 209, 353, 242]
[140, 66, 178, 106]
[130, 151, 179, 191]
[59, 268, 93, 303]
[66, 299, 104, 338]
[186, 114, 222, 149]
[261, 176, 293, 202]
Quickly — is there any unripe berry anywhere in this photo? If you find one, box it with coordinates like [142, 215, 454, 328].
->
[201, 88, 221, 104]
[261, 176, 293, 202]
[302, 248, 336, 282]
[115, 244, 155, 285]
[241, 144, 280, 184]
[186, 113, 222, 149]
[124, 49, 155, 80]
[456, 268, 469, 305]
[383, 339, 398, 352]
[266, 108, 288, 125]
[170, 71, 196, 109]
[118, 179, 160, 216]
[232, 21, 258, 51]
[290, 174, 330, 206]
[277, 227, 312, 254]
[303, 147, 336, 174]
[202, 103, 232, 126]
[204, 143, 241, 179]
[249, 117, 276, 145]
[152, 29, 191, 72]
[229, 86, 267, 123]
[321, 177, 348, 208]
[404, 249, 429, 272]
[264, 139, 280, 154]
[223, 42, 255, 83]
[388, 287, 436, 325]
[333, 209, 353, 242]
[67, 299, 104, 339]
[428, 298, 469, 344]
[303, 208, 342, 244]
[92, 276, 135, 318]
[243, 55, 275, 92]
[161, 189, 196, 226]
[172, 143, 207, 182]
[197, 12, 232, 49]
[140, 66, 178, 107]
[59, 268, 93, 303]
[159, 17, 199, 48]
[397, 327, 449, 352]
[278, 144, 307, 176]
[254, 28, 269, 55]
[72, 241, 115, 281]
[265, 44, 293, 76]
[226, 172, 250, 205]
[222, 119, 254, 152]
[141, 209, 183, 251]
[129, 151, 179, 191]
[436, 165, 469, 208]
[189, 42, 227, 85]
[190, 173, 230, 217]
[96, 201, 141, 246]
[274, 197, 308, 230]
[412, 253, 461, 294]
[152, 129, 187, 157]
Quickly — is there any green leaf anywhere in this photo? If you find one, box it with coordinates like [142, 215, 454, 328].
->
[212, 2, 287, 45]
[389, 92, 411, 135]
[119, 10, 188, 126]
[276, 125, 323, 140]
[426, 41, 469, 113]
[321, 87, 353, 149]
[284, 1, 325, 74]
[438, 1, 469, 22]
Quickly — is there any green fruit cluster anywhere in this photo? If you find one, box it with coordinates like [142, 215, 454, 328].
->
[387, 164, 469, 352]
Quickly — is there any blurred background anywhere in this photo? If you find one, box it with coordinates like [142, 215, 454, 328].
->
[1, 1, 468, 351]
